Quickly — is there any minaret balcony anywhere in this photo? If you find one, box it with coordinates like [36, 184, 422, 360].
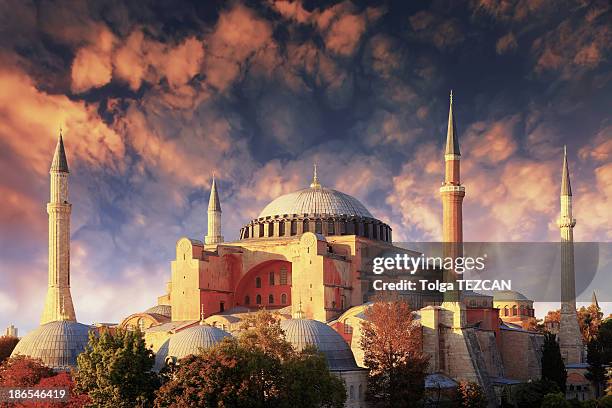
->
[439, 185, 465, 193]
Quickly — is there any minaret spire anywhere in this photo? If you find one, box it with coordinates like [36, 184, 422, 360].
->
[557, 146, 582, 364]
[41, 129, 76, 324]
[440, 91, 465, 303]
[205, 173, 224, 245]
[561, 145, 572, 196]
[445, 90, 460, 157]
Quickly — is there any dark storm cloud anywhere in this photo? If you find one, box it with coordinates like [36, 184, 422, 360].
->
[0, 0, 610, 333]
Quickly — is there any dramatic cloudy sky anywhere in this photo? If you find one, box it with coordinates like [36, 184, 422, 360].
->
[0, 0, 610, 333]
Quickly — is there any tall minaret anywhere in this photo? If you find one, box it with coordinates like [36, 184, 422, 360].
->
[440, 91, 465, 302]
[41, 129, 76, 324]
[557, 146, 582, 363]
[205, 175, 223, 245]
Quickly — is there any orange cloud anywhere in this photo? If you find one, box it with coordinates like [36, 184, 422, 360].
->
[464, 116, 519, 164]
[0, 68, 124, 176]
[205, 4, 273, 91]
[70, 26, 115, 93]
[578, 125, 612, 163]
[496, 32, 518, 54]
[325, 13, 366, 56]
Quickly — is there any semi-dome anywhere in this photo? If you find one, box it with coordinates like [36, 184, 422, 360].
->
[10, 321, 91, 370]
[155, 324, 231, 369]
[258, 187, 373, 219]
[280, 318, 358, 371]
[145, 304, 171, 318]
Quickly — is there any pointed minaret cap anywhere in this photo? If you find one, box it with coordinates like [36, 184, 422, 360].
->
[591, 291, 599, 309]
[445, 90, 460, 156]
[561, 145, 572, 196]
[208, 174, 221, 212]
[50, 128, 69, 173]
[310, 163, 321, 189]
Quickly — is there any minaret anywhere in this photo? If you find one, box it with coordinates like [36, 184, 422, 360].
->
[557, 146, 582, 364]
[205, 174, 223, 245]
[41, 129, 76, 324]
[440, 91, 465, 302]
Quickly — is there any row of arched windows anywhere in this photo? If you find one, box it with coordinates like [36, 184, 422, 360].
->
[503, 305, 534, 317]
[244, 293, 288, 306]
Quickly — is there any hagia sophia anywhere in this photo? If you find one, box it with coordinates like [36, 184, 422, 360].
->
[9, 94, 593, 406]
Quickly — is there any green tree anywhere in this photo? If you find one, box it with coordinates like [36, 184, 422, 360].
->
[541, 392, 570, 408]
[599, 395, 612, 408]
[75, 329, 159, 408]
[457, 381, 487, 408]
[0, 336, 19, 364]
[514, 378, 561, 408]
[586, 337, 606, 398]
[281, 346, 346, 408]
[599, 319, 612, 364]
[360, 295, 429, 407]
[542, 332, 567, 392]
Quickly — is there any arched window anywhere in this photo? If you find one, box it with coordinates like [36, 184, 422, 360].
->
[279, 221, 285, 236]
[373, 224, 378, 239]
[267, 223, 274, 237]
[137, 318, 146, 331]
[344, 319, 353, 334]
[328, 221, 335, 235]
[354, 222, 360, 236]
[256, 294, 262, 305]
[519, 305, 525, 316]
[504, 306, 509, 316]
[281, 293, 287, 304]
[349, 385, 354, 400]
[303, 220, 309, 232]
[315, 220, 322, 234]
[290, 220, 297, 235]
[341, 295, 347, 310]
[243, 228, 249, 238]
[340, 222, 346, 235]
[512, 305, 517, 316]
[269, 271, 275, 286]
[256, 277, 261, 288]
[280, 267, 288, 285]
[269, 294, 274, 304]
[245, 296, 250, 305]
[258, 225, 264, 237]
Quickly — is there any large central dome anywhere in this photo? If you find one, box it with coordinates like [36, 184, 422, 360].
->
[239, 167, 392, 242]
[258, 187, 373, 218]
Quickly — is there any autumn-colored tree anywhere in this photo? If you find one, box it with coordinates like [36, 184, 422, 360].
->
[360, 296, 429, 407]
[237, 310, 293, 359]
[457, 381, 487, 408]
[0, 336, 19, 364]
[578, 304, 603, 343]
[0, 357, 89, 408]
[0, 355, 54, 387]
[521, 317, 541, 332]
[75, 329, 159, 408]
[155, 310, 346, 408]
[28, 372, 91, 408]
[541, 332, 567, 392]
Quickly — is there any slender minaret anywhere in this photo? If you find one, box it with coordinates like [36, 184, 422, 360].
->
[440, 91, 465, 302]
[557, 146, 582, 364]
[41, 129, 76, 324]
[205, 174, 223, 245]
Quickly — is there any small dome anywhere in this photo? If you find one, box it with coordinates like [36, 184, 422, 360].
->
[10, 321, 91, 370]
[493, 290, 529, 301]
[280, 318, 358, 371]
[155, 324, 231, 369]
[144, 304, 171, 318]
[258, 187, 373, 219]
